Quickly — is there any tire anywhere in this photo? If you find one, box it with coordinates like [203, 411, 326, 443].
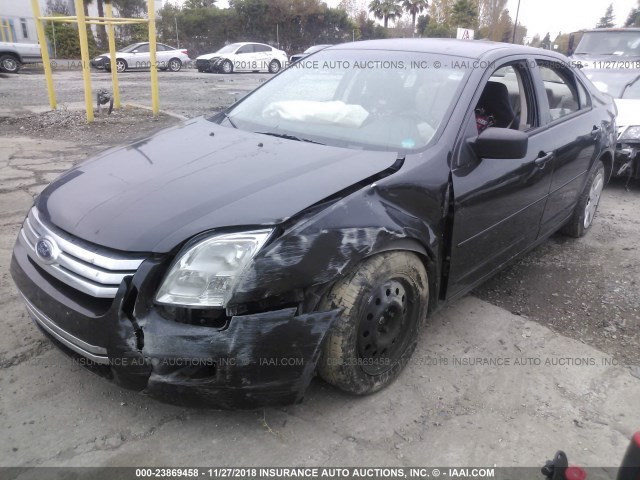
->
[0, 54, 21, 73]
[168, 58, 182, 72]
[221, 60, 233, 74]
[317, 251, 429, 395]
[116, 59, 127, 73]
[268, 59, 281, 74]
[560, 160, 605, 238]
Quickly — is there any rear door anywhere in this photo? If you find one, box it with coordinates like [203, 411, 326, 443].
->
[447, 58, 556, 297]
[531, 58, 601, 236]
[253, 44, 272, 71]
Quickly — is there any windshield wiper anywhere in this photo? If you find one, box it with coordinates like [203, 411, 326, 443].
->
[222, 112, 237, 129]
[257, 132, 324, 145]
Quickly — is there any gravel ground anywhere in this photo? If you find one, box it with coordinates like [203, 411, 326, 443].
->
[0, 66, 268, 118]
[0, 68, 639, 469]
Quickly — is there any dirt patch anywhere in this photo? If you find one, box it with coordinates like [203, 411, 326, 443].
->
[0, 107, 179, 148]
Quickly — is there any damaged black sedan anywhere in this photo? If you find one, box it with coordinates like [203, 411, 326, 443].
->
[11, 39, 616, 408]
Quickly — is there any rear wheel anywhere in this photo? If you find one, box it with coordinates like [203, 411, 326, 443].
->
[168, 58, 182, 72]
[560, 160, 605, 238]
[268, 59, 281, 73]
[0, 54, 20, 73]
[318, 251, 429, 395]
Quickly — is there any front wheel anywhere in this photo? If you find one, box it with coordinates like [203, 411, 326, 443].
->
[560, 160, 605, 238]
[318, 251, 429, 395]
[221, 60, 233, 74]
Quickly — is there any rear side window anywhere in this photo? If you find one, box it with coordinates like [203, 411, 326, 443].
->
[254, 44, 272, 53]
[537, 61, 582, 121]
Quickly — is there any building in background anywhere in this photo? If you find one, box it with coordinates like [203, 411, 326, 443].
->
[0, 0, 163, 45]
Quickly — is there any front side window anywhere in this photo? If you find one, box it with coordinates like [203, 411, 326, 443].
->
[237, 45, 254, 54]
[475, 63, 535, 133]
[135, 44, 150, 53]
[222, 50, 471, 152]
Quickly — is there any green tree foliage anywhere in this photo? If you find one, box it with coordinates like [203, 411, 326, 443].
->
[625, 0, 640, 27]
[368, 0, 403, 28]
[354, 10, 389, 39]
[596, 3, 615, 28]
[157, 0, 361, 57]
[541, 32, 551, 49]
[45, 15, 99, 58]
[402, 0, 428, 36]
[450, 0, 477, 30]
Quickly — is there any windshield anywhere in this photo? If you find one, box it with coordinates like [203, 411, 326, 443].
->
[120, 43, 144, 53]
[216, 43, 241, 54]
[220, 49, 470, 152]
[584, 69, 640, 99]
[575, 31, 640, 56]
[304, 45, 330, 54]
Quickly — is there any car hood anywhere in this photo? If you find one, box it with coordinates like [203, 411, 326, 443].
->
[196, 53, 229, 61]
[614, 98, 640, 128]
[582, 67, 640, 99]
[37, 117, 398, 253]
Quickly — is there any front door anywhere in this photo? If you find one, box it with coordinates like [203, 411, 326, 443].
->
[447, 59, 555, 297]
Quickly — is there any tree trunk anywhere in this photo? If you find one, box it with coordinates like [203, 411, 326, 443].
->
[412, 12, 416, 36]
[96, 0, 108, 49]
[384, 15, 388, 28]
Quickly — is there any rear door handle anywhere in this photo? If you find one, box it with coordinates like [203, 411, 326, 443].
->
[535, 152, 554, 168]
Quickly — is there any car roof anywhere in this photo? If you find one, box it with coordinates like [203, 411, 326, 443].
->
[233, 42, 273, 47]
[328, 38, 565, 60]
[580, 28, 640, 33]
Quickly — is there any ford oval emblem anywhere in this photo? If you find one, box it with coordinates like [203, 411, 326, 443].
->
[36, 238, 57, 264]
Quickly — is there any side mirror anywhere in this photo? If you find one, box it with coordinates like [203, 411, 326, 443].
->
[132, 50, 138, 54]
[471, 127, 528, 159]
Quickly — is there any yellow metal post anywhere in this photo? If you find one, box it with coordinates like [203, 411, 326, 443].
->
[105, 2, 120, 109]
[0, 20, 6, 42]
[148, 0, 159, 116]
[30, 0, 57, 110]
[74, 0, 94, 122]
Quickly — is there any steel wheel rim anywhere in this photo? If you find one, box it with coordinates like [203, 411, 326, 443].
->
[116, 60, 126, 72]
[170, 60, 180, 71]
[2, 58, 17, 71]
[584, 171, 604, 228]
[357, 278, 416, 375]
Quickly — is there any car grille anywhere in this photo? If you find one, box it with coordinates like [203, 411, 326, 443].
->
[196, 59, 209, 69]
[18, 207, 146, 299]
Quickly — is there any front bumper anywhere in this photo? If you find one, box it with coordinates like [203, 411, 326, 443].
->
[11, 237, 339, 408]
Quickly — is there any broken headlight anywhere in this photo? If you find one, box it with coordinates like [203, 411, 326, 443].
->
[619, 126, 640, 141]
[155, 230, 272, 308]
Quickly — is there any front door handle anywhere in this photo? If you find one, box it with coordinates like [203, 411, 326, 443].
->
[535, 151, 554, 168]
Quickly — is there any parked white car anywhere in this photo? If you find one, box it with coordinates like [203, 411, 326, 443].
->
[0, 41, 42, 73]
[195, 42, 287, 74]
[92, 42, 190, 72]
